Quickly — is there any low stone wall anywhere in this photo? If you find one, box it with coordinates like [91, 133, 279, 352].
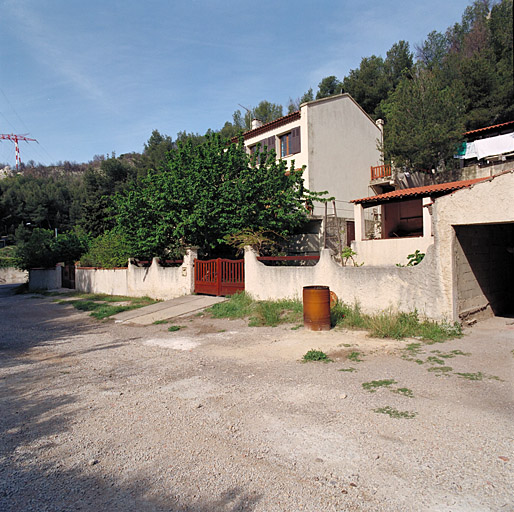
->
[0, 267, 28, 284]
[352, 237, 434, 266]
[75, 249, 196, 300]
[29, 267, 62, 291]
[245, 246, 446, 320]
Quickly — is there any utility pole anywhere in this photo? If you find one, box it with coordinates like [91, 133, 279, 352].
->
[0, 133, 38, 170]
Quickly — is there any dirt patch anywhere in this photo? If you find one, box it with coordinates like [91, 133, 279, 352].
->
[1, 294, 513, 512]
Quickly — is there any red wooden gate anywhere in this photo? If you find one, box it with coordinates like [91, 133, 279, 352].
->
[194, 258, 244, 296]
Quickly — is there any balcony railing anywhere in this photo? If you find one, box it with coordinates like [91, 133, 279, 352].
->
[370, 164, 392, 181]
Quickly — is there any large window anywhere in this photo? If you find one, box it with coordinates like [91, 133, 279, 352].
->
[280, 133, 291, 157]
[279, 127, 301, 157]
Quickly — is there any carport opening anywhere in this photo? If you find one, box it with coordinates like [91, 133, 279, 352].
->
[454, 223, 514, 322]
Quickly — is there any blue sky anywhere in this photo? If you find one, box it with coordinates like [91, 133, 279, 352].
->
[0, 0, 473, 166]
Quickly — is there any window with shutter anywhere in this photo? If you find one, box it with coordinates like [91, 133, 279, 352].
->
[290, 127, 301, 154]
[279, 127, 301, 157]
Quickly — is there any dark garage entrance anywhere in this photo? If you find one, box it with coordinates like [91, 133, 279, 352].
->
[454, 223, 514, 321]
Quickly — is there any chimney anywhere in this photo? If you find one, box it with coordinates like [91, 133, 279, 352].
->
[251, 118, 263, 130]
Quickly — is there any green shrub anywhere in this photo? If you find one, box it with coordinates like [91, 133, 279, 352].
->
[14, 226, 89, 270]
[0, 246, 17, 268]
[79, 229, 132, 268]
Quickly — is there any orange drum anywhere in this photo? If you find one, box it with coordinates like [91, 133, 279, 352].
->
[303, 286, 331, 331]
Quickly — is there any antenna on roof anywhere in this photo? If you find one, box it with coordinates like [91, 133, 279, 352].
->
[238, 104, 252, 115]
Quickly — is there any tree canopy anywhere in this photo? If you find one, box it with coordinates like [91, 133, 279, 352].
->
[114, 134, 320, 258]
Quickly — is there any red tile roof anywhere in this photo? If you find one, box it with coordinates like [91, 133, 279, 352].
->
[231, 111, 301, 143]
[352, 177, 490, 204]
[464, 120, 514, 135]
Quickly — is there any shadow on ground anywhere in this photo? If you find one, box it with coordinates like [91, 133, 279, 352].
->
[0, 286, 261, 511]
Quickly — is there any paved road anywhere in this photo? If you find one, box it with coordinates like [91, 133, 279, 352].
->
[1, 288, 513, 511]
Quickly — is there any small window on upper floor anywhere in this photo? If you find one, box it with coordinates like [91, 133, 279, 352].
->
[279, 127, 301, 157]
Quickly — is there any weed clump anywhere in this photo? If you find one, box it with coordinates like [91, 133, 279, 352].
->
[373, 406, 417, 419]
[208, 292, 302, 327]
[302, 349, 332, 362]
[362, 379, 397, 392]
[57, 294, 156, 320]
[332, 302, 462, 343]
[208, 292, 254, 319]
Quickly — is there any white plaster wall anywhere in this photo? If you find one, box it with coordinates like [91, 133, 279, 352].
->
[75, 249, 197, 300]
[352, 237, 434, 266]
[432, 170, 514, 320]
[0, 267, 28, 284]
[29, 267, 62, 290]
[243, 95, 381, 218]
[243, 116, 308, 172]
[305, 94, 381, 216]
[76, 267, 129, 296]
[245, 246, 445, 319]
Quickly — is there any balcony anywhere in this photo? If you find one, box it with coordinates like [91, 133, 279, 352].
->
[370, 165, 394, 194]
[370, 164, 392, 180]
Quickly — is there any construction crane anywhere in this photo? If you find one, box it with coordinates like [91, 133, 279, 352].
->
[0, 133, 38, 170]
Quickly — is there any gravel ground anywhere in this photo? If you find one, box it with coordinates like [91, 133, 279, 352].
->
[0, 286, 513, 511]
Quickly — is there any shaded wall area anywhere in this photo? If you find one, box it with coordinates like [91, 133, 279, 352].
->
[455, 223, 514, 320]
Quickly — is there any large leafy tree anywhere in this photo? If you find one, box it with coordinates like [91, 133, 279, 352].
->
[382, 69, 465, 171]
[115, 134, 318, 258]
[232, 100, 284, 131]
[316, 76, 343, 99]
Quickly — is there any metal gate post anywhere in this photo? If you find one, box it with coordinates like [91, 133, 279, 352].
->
[216, 258, 222, 296]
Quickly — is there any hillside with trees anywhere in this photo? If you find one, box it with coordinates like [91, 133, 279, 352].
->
[1, 0, 511, 266]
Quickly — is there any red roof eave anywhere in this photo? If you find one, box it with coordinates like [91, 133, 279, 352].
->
[352, 177, 490, 204]
[231, 111, 301, 144]
[464, 120, 514, 136]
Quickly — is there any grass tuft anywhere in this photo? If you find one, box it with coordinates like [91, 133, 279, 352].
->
[331, 302, 463, 342]
[208, 292, 302, 327]
[57, 293, 157, 320]
[362, 379, 397, 392]
[302, 349, 332, 362]
[208, 292, 254, 319]
[347, 351, 363, 362]
[392, 387, 414, 398]
[373, 406, 417, 419]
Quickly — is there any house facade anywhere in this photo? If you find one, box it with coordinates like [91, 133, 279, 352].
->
[241, 94, 383, 219]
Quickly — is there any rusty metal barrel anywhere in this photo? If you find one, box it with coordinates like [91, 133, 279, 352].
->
[303, 285, 331, 331]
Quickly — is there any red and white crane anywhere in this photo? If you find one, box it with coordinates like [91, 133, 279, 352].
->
[0, 133, 38, 170]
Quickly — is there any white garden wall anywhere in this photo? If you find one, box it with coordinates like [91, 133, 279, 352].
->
[75, 249, 197, 300]
[245, 246, 445, 320]
[0, 267, 28, 284]
[29, 267, 62, 290]
[352, 237, 434, 266]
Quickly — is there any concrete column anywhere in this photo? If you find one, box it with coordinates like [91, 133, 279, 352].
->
[354, 203, 365, 241]
[422, 197, 433, 238]
[183, 247, 198, 294]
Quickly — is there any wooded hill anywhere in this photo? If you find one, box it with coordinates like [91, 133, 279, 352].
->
[1, 0, 512, 264]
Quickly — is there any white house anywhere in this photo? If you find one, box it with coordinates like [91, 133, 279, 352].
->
[240, 94, 382, 219]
